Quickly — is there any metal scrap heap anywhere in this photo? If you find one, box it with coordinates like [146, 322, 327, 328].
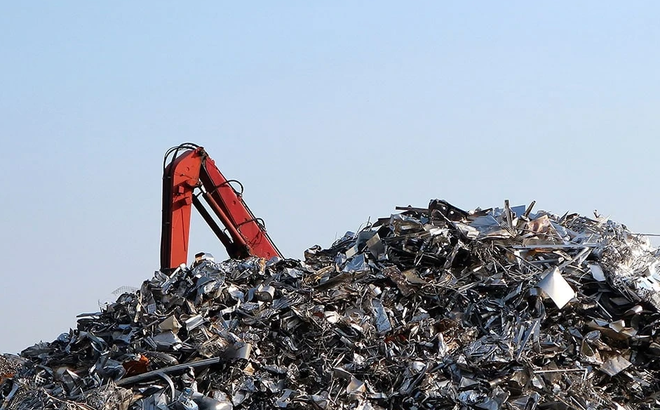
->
[3, 199, 660, 410]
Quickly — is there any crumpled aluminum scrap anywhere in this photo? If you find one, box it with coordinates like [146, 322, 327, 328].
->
[3, 199, 660, 409]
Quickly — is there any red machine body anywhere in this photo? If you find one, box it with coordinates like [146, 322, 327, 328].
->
[160, 143, 281, 271]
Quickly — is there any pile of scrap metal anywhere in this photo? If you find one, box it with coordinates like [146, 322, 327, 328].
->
[3, 199, 660, 410]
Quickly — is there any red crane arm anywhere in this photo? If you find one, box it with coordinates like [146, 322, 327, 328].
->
[160, 143, 281, 271]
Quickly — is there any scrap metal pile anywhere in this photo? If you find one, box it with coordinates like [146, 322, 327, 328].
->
[3, 199, 660, 409]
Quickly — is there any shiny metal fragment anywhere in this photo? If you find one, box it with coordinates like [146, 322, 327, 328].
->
[600, 355, 632, 376]
[537, 267, 576, 308]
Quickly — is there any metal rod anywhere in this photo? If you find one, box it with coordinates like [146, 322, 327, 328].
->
[116, 357, 220, 386]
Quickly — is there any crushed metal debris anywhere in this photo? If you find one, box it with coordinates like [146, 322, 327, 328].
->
[3, 199, 660, 409]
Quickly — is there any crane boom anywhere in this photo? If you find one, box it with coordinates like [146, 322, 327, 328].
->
[160, 143, 281, 271]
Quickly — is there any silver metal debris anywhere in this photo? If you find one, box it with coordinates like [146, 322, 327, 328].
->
[3, 198, 660, 409]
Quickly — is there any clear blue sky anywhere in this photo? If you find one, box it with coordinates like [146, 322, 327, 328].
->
[1, 2, 659, 353]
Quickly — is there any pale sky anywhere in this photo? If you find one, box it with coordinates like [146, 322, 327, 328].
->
[1, 2, 659, 353]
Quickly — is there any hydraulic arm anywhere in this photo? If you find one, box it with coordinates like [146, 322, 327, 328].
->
[160, 143, 281, 271]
